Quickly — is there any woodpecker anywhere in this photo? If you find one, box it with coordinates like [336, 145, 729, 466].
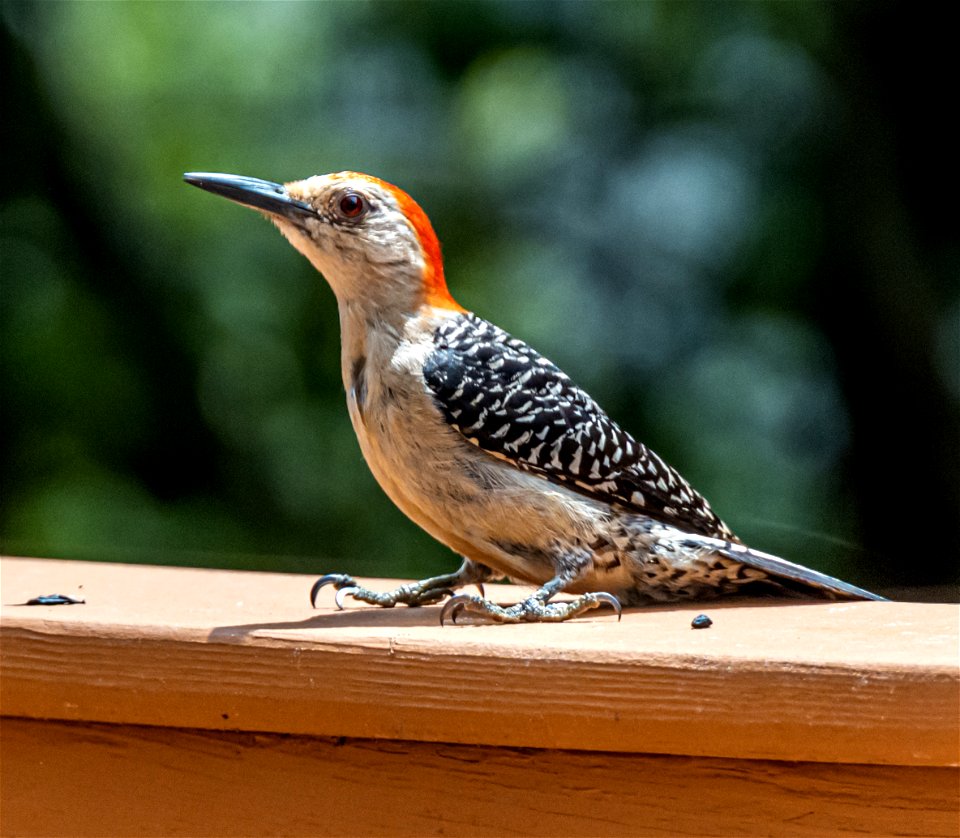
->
[184, 170, 885, 623]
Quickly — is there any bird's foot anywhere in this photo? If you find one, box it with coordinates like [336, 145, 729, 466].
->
[439, 590, 621, 625]
[311, 574, 461, 609]
[311, 560, 490, 610]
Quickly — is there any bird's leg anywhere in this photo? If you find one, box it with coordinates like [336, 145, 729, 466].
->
[439, 567, 622, 625]
[311, 558, 493, 609]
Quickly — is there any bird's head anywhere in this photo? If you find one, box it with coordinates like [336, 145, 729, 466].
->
[184, 171, 463, 314]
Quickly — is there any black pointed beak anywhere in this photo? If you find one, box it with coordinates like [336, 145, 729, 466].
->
[183, 172, 315, 220]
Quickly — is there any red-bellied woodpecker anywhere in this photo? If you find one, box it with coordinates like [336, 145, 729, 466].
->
[184, 170, 885, 623]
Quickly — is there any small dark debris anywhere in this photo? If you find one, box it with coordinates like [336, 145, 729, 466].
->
[691, 613, 712, 629]
[24, 594, 85, 606]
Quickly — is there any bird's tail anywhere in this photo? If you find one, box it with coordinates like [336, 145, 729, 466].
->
[719, 540, 887, 600]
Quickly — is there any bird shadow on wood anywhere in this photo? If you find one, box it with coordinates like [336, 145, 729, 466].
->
[206, 596, 826, 640]
[209, 605, 453, 637]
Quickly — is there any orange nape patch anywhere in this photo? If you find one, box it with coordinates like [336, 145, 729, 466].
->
[339, 172, 465, 312]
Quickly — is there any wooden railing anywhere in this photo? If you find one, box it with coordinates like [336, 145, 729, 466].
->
[1, 555, 957, 836]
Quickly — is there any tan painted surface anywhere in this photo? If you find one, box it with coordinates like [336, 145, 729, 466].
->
[1, 556, 958, 836]
[3, 718, 958, 838]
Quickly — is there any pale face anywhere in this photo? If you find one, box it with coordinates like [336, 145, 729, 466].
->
[274, 173, 427, 305]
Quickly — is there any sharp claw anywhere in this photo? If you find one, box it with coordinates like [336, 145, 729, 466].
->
[334, 586, 360, 610]
[594, 592, 622, 621]
[310, 574, 353, 608]
[474, 582, 485, 597]
[440, 595, 471, 627]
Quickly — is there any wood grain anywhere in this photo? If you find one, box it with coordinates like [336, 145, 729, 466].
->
[2, 718, 957, 838]
[1, 557, 958, 767]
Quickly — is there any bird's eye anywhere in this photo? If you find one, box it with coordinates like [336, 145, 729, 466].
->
[338, 191, 367, 219]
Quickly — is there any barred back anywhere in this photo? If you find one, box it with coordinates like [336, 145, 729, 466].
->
[423, 313, 734, 540]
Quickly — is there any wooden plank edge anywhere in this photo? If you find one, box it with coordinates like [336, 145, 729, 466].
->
[2, 717, 958, 838]
[2, 623, 956, 767]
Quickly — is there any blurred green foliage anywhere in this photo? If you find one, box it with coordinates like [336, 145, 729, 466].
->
[1, 1, 956, 590]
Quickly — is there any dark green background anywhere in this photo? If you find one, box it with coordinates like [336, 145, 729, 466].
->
[2, 1, 956, 595]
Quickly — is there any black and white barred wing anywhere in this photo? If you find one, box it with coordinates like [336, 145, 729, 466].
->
[423, 314, 733, 540]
